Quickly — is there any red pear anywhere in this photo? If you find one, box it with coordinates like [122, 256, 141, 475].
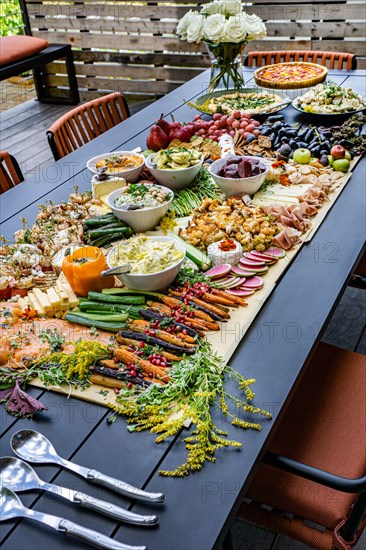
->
[146, 125, 169, 152]
[156, 114, 172, 136]
[169, 125, 192, 143]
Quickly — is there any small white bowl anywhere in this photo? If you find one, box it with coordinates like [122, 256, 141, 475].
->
[209, 156, 270, 196]
[145, 153, 203, 191]
[107, 185, 174, 233]
[87, 151, 145, 183]
[106, 236, 186, 291]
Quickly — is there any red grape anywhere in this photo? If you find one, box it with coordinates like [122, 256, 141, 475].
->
[226, 116, 234, 125]
[232, 120, 240, 129]
[240, 121, 248, 129]
[245, 124, 255, 133]
[213, 113, 221, 120]
[253, 129, 260, 137]
[252, 120, 260, 127]
[232, 110, 241, 119]
[194, 114, 201, 121]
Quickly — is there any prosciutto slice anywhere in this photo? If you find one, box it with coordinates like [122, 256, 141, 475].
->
[273, 227, 302, 250]
[266, 204, 311, 232]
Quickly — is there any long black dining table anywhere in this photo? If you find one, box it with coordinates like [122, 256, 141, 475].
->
[0, 67, 365, 550]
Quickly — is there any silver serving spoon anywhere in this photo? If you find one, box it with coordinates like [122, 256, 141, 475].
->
[101, 264, 132, 277]
[0, 457, 158, 526]
[0, 487, 146, 550]
[117, 204, 145, 211]
[11, 430, 165, 504]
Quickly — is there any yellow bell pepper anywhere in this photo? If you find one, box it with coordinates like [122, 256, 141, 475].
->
[62, 246, 114, 297]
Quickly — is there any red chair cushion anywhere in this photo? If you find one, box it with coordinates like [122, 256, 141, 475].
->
[0, 36, 49, 67]
[247, 343, 366, 529]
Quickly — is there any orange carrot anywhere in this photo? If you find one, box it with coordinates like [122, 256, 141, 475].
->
[114, 348, 170, 382]
[118, 344, 181, 363]
[169, 291, 230, 320]
[212, 289, 248, 307]
[161, 295, 214, 322]
[127, 320, 196, 348]
[146, 301, 172, 315]
[203, 293, 238, 307]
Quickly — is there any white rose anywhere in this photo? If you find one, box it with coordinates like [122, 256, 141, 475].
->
[176, 10, 195, 39]
[204, 14, 225, 43]
[221, 0, 242, 16]
[200, 1, 222, 16]
[243, 14, 267, 41]
[186, 13, 205, 43]
[221, 15, 247, 43]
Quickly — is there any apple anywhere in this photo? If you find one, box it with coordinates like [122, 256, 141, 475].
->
[330, 145, 346, 160]
[332, 158, 350, 172]
[345, 151, 352, 161]
[293, 148, 311, 164]
[327, 155, 334, 166]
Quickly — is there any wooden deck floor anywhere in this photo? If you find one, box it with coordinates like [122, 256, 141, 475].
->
[0, 97, 151, 180]
[1, 99, 365, 550]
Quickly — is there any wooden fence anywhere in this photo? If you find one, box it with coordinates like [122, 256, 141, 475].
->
[20, 0, 366, 103]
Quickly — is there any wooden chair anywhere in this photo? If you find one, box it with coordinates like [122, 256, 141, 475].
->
[349, 251, 366, 289]
[244, 50, 357, 70]
[0, 151, 24, 194]
[237, 342, 366, 550]
[46, 92, 130, 160]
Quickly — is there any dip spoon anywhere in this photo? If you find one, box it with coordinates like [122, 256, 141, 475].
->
[0, 487, 146, 550]
[0, 457, 158, 526]
[11, 430, 165, 504]
[101, 264, 131, 277]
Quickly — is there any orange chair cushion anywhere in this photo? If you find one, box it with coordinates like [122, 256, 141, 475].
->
[247, 343, 366, 529]
[0, 36, 49, 67]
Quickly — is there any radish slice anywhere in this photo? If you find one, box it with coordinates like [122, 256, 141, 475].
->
[214, 276, 237, 288]
[250, 251, 278, 262]
[239, 261, 268, 273]
[242, 253, 267, 266]
[227, 289, 255, 297]
[239, 258, 266, 267]
[240, 276, 263, 289]
[262, 246, 286, 258]
[238, 262, 259, 273]
[205, 263, 232, 279]
[225, 278, 244, 289]
[230, 266, 252, 277]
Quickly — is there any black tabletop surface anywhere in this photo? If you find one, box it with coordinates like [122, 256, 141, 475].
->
[1, 68, 365, 550]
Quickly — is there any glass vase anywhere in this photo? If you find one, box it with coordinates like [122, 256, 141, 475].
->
[205, 41, 246, 92]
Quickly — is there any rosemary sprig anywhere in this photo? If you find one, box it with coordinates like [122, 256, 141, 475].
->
[109, 339, 271, 476]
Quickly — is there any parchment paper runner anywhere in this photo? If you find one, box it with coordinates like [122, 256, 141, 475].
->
[30, 157, 360, 406]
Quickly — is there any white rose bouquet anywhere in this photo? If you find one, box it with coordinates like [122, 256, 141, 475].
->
[176, 0, 266, 91]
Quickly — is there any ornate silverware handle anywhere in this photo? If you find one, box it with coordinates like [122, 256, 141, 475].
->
[87, 470, 165, 504]
[74, 491, 158, 525]
[58, 519, 147, 550]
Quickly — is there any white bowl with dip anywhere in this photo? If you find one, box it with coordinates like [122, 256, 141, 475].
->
[106, 235, 186, 291]
[87, 151, 145, 183]
[145, 153, 203, 191]
[107, 184, 174, 233]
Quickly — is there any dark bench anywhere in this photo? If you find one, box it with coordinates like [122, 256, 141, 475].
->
[0, 42, 79, 105]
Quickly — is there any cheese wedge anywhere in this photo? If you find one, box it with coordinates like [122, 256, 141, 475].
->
[17, 296, 29, 309]
[58, 273, 79, 308]
[55, 281, 70, 310]
[32, 287, 53, 313]
[251, 196, 299, 207]
[28, 291, 46, 316]
[255, 184, 312, 199]
[46, 287, 61, 309]
[92, 177, 126, 199]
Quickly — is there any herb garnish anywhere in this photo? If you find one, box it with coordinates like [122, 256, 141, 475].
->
[109, 339, 271, 476]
